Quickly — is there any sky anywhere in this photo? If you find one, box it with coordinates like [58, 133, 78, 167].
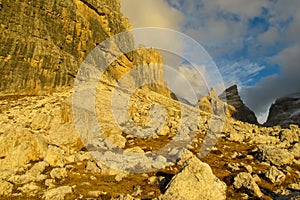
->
[120, 0, 300, 123]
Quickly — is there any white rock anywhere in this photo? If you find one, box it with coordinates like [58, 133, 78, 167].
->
[50, 168, 68, 179]
[44, 145, 66, 167]
[43, 186, 72, 200]
[233, 172, 263, 197]
[18, 182, 41, 194]
[85, 161, 101, 173]
[265, 166, 285, 184]
[161, 151, 226, 200]
[0, 179, 13, 196]
[87, 190, 107, 197]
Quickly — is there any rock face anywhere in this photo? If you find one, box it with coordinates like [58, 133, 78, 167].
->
[219, 85, 258, 124]
[0, 0, 169, 97]
[265, 96, 300, 128]
[0, 0, 126, 93]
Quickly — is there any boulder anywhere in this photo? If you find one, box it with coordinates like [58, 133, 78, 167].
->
[0, 179, 13, 196]
[256, 145, 294, 166]
[233, 172, 263, 197]
[265, 166, 285, 184]
[161, 151, 226, 200]
[43, 186, 72, 200]
[50, 168, 68, 180]
[0, 130, 48, 170]
[44, 145, 66, 167]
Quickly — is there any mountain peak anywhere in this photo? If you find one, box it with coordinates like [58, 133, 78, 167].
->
[219, 85, 259, 124]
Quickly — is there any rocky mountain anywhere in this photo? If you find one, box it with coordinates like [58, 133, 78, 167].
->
[0, 0, 169, 96]
[265, 96, 300, 128]
[1, 0, 300, 200]
[219, 85, 259, 125]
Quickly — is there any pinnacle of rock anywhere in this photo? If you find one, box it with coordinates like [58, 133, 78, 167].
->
[219, 85, 259, 125]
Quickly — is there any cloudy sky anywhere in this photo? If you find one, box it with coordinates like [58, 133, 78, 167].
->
[121, 0, 300, 123]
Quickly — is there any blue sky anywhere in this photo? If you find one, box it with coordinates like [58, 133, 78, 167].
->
[121, 0, 300, 123]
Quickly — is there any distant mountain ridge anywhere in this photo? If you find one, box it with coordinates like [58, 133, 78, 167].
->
[265, 96, 300, 128]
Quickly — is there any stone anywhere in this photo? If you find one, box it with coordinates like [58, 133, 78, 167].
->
[288, 183, 300, 191]
[0, 130, 48, 170]
[290, 143, 300, 157]
[87, 191, 107, 198]
[18, 182, 41, 195]
[75, 151, 92, 162]
[106, 134, 127, 149]
[0, 179, 13, 196]
[233, 172, 263, 197]
[45, 179, 56, 189]
[256, 145, 294, 166]
[114, 194, 138, 200]
[161, 151, 226, 200]
[147, 176, 157, 185]
[0, 170, 16, 180]
[50, 168, 68, 180]
[124, 146, 145, 154]
[31, 112, 52, 131]
[265, 166, 285, 184]
[8, 161, 48, 185]
[85, 161, 101, 174]
[44, 145, 66, 167]
[279, 129, 299, 144]
[43, 186, 72, 200]
[250, 134, 279, 145]
[228, 132, 245, 143]
[47, 123, 83, 154]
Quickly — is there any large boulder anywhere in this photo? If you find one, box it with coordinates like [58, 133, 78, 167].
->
[233, 172, 263, 197]
[161, 151, 226, 200]
[0, 128, 48, 170]
[255, 145, 294, 166]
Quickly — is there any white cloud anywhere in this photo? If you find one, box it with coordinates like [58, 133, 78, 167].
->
[164, 64, 209, 104]
[219, 61, 265, 87]
[204, 0, 269, 19]
[121, 0, 187, 68]
[121, 0, 300, 124]
[258, 27, 280, 45]
[121, 0, 185, 29]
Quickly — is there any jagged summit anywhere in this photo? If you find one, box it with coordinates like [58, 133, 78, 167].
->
[219, 85, 259, 125]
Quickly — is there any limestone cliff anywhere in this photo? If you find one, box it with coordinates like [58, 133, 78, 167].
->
[219, 85, 258, 125]
[0, 0, 169, 96]
[265, 96, 300, 128]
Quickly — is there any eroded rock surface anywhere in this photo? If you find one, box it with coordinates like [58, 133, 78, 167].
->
[265, 96, 300, 128]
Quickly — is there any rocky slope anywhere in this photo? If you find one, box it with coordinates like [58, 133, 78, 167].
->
[219, 85, 259, 125]
[0, 89, 300, 199]
[0, 0, 169, 96]
[265, 96, 300, 128]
